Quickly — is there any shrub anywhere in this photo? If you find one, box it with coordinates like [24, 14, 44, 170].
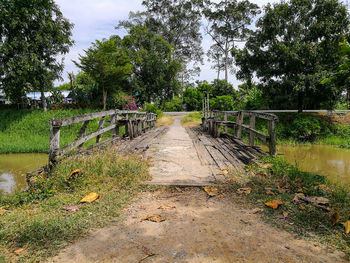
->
[164, 97, 183, 112]
[144, 103, 163, 118]
[290, 115, 321, 141]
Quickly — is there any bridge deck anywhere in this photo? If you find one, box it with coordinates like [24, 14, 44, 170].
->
[186, 126, 265, 170]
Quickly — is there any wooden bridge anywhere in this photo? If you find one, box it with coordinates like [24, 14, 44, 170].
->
[47, 109, 278, 185]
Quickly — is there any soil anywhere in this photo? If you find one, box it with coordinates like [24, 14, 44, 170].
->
[49, 116, 346, 263]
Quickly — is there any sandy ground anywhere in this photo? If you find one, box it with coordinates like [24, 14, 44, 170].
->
[50, 188, 345, 263]
[49, 118, 346, 263]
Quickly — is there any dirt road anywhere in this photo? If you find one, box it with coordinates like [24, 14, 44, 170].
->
[50, 118, 346, 263]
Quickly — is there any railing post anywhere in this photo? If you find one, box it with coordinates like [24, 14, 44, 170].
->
[96, 117, 105, 143]
[111, 114, 119, 138]
[268, 120, 276, 155]
[236, 111, 243, 139]
[224, 112, 227, 133]
[249, 114, 256, 146]
[49, 119, 60, 165]
[77, 120, 90, 148]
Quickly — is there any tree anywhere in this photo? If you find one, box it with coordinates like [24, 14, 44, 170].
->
[118, 0, 205, 80]
[235, 0, 349, 111]
[0, 0, 74, 110]
[183, 87, 204, 111]
[206, 43, 227, 79]
[204, 0, 260, 82]
[74, 37, 132, 110]
[122, 26, 182, 104]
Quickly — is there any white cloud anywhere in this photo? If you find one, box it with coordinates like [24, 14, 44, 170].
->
[55, 0, 278, 87]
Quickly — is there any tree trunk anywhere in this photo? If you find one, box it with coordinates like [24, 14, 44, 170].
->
[102, 86, 107, 111]
[297, 90, 303, 113]
[40, 88, 47, 112]
[224, 44, 228, 82]
[217, 55, 220, 80]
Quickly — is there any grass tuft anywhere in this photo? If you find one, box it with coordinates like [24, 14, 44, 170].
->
[156, 114, 174, 126]
[181, 112, 202, 127]
[0, 146, 150, 262]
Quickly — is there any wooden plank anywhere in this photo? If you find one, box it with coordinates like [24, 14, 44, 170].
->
[249, 115, 256, 146]
[57, 124, 116, 157]
[96, 117, 105, 143]
[49, 120, 60, 163]
[205, 145, 229, 170]
[77, 120, 90, 148]
[268, 120, 277, 155]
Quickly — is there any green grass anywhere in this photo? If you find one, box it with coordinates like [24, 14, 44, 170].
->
[224, 156, 350, 259]
[0, 109, 126, 154]
[181, 112, 202, 127]
[0, 146, 150, 262]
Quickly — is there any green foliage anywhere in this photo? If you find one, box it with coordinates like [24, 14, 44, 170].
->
[144, 103, 163, 117]
[122, 26, 182, 104]
[183, 87, 204, 111]
[290, 115, 322, 142]
[74, 37, 132, 110]
[164, 97, 183, 112]
[181, 112, 202, 126]
[210, 95, 234, 111]
[0, 0, 74, 106]
[235, 0, 349, 111]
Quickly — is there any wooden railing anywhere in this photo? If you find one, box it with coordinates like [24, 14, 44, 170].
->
[49, 110, 157, 164]
[202, 110, 278, 155]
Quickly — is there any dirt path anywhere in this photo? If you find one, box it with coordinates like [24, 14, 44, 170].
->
[50, 188, 345, 263]
[50, 119, 346, 263]
[146, 117, 215, 185]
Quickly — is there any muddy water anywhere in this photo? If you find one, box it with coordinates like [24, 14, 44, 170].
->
[276, 145, 350, 185]
[0, 153, 47, 194]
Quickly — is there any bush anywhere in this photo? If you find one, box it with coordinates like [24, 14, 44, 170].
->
[144, 103, 163, 118]
[290, 115, 322, 142]
[210, 95, 234, 111]
[183, 87, 203, 111]
[164, 97, 183, 112]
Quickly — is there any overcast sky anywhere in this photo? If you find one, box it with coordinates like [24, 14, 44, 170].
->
[55, 0, 278, 87]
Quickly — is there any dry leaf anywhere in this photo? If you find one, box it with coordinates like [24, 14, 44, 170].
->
[279, 211, 289, 219]
[265, 200, 284, 209]
[249, 208, 264, 214]
[265, 187, 275, 196]
[62, 205, 79, 212]
[66, 169, 84, 183]
[14, 248, 26, 256]
[204, 186, 219, 197]
[142, 214, 165, 223]
[139, 245, 155, 262]
[80, 192, 100, 203]
[0, 207, 6, 216]
[342, 221, 350, 235]
[260, 163, 273, 169]
[216, 169, 228, 175]
[236, 187, 252, 195]
[158, 205, 175, 210]
[293, 193, 306, 204]
[332, 211, 340, 226]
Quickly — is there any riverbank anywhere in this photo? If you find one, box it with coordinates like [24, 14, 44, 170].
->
[224, 155, 350, 259]
[0, 109, 113, 154]
[0, 146, 150, 262]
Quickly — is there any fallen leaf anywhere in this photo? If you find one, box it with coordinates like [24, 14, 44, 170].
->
[265, 200, 284, 209]
[14, 248, 26, 256]
[80, 192, 100, 203]
[279, 211, 289, 219]
[216, 169, 228, 175]
[265, 187, 275, 196]
[259, 163, 273, 169]
[158, 205, 175, 210]
[237, 187, 252, 195]
[257, 171, 269, 177]
[62, 205, 79, 212]
[341, 220, 350, 235]
[305, 196, 329, 206]
[332, 211, 340, 225]
[249, 208, 264, 214]
[142, 214, 165, 223]
[66, 169, 84, 183]
[277, 184, 289, 193]
[293, 193, 306, 204]
[0, 207, 6, 216]
[204, 186, 219, 197]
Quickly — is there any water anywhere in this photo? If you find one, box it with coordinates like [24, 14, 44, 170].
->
[276, 145, 350, 185]
[0, 153, 47, 194]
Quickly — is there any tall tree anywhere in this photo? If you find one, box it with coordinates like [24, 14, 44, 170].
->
[74, 37, 132, 110]
[122, 26, 182, 104]
[204, 0, 260, 82]
[117, 0, 205, 80]
[0, 0, 74, 110]
[235, 0, 349, 111]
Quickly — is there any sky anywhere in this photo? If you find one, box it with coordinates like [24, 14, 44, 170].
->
[55, 0, 278, 87]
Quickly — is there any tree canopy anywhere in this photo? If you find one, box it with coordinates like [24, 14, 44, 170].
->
[0, 0, 74, 110]
[234, 0, 350, 111]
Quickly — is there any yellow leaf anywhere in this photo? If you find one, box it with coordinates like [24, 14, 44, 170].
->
[216, 169, 228, 175]
[265, 200, 284, 209]
[142, 214, 165, 223]
[332, 211, 340, 226]
[236, 187, 252, 195]
[204, 186, 219, 197]
[265, 187, 275, 196]
[80, 192, 100, 203]
[342, 221, 350, 235]
[66, 169, 84, 183]
[14, 248, 26, 256]
[259, 163, 273, 169]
